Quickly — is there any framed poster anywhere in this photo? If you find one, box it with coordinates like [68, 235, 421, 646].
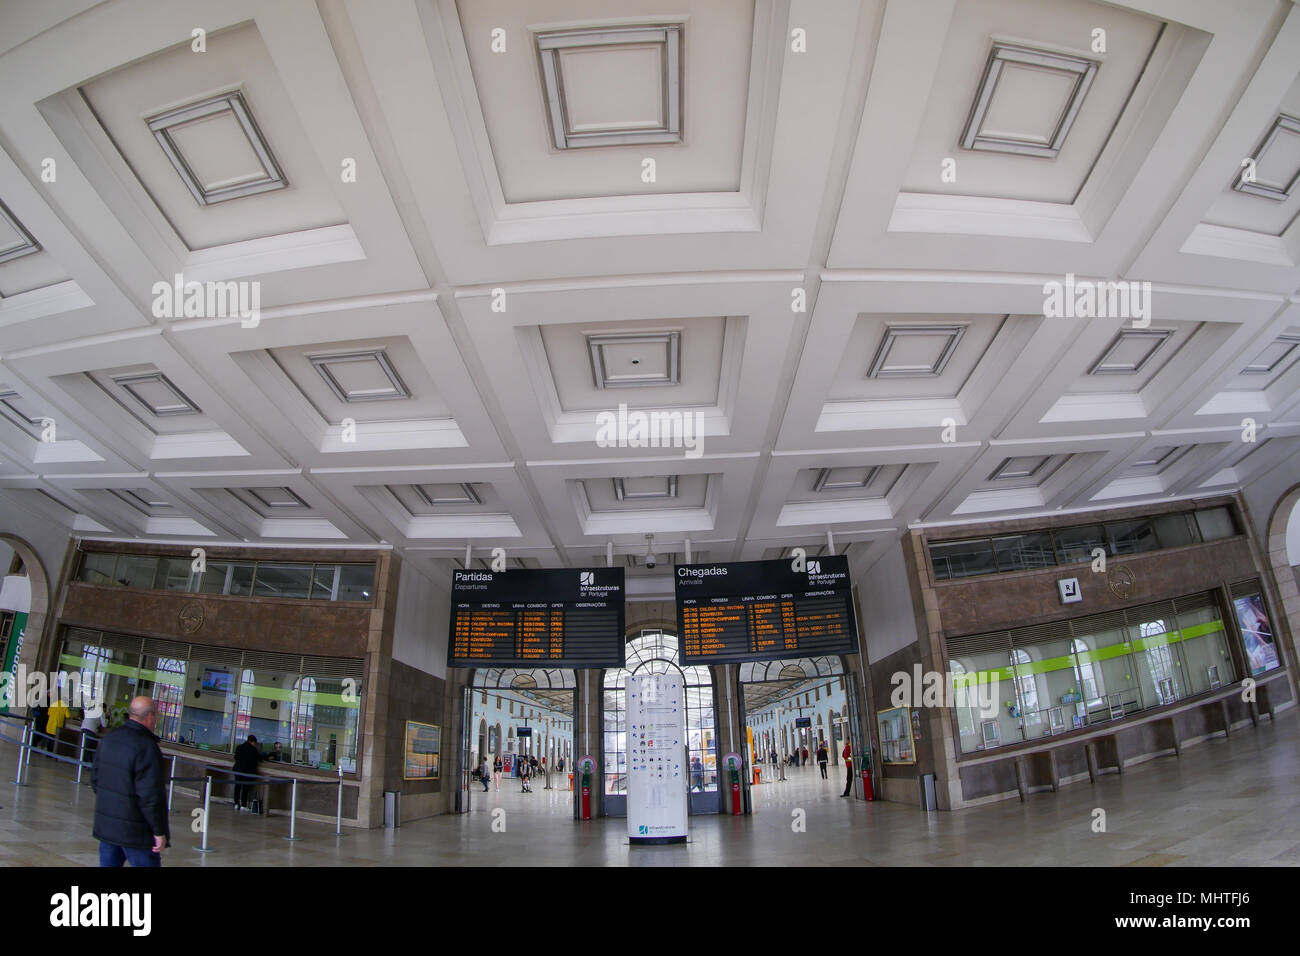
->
[1233, 594, 1278, 676]
[877, 707, 915, 764]
[403, 720, 441, 780]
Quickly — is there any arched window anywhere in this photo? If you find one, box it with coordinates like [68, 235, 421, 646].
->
[290, 676, 316, 765]
[1010, 649, 1040, 714]
[950, 661, 975, 738]
[1071, 639, 1102, 705]
[603, 629, 716, 795]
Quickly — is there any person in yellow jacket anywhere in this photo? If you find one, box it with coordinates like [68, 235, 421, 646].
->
[47, 700, 70, 755]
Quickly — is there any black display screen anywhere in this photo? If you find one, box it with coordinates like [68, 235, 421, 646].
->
[674, 557, 859, 665]
[448, 567, 625, 668]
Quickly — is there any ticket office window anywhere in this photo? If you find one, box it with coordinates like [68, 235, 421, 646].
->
[235, 668, 295, 754]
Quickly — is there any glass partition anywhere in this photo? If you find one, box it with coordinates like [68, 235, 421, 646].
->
[184, 657, 237, 751]
[76, 550, 375, 604]
[948, 589, 1243, 754]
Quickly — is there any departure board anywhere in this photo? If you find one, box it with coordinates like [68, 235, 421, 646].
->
[675, 557, 859, 665]
[447, 567, 625, 668]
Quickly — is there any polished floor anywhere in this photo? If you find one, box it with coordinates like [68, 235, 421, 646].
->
[3, 710, 1298, 866]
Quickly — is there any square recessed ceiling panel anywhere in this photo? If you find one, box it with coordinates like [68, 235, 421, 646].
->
[900, 0, 1163, 204]
[112, 371, 202, 417]
[990, 455, 1049, 480]
[1088, 329, 1173, 375]
[265, 337, 450, 424]
[109, 488, 175, 515]
[538, 25, 681, 149]
[384, 482, 497, 516]
[0, 200, 40, 264]
[613, 476, 678, 500]
[814, 467, 879, 491]
[1204, 74, 1300, 236]
[583, 473, 707, 512]
[1241, 333, 1300, 375]
[309, 350, 410, 403]
[829, 315, 1002, 401]
[589, 331, 680, 388]
[961, 43, 1097, 157]
[454, 0, 752, 202]
[1231, 114, 1300, 201]
[1126, 445, 1187, 476]
[0, 387, 45, 434]
[541, 317, 723, 411]
[146, 91, 287, 205]
[238, 487, 309, 513]
[787, 464, 905, 504]
[868, 325, 966, 378]
[78, 23, 344, 250]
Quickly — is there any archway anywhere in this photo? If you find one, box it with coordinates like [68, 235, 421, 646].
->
[602, 628, 717, 816]
[737, 656, 849, 804]
[462, 666, 575, 815]
[0, 534, 53, 711]
[1264, 484, 1300, 703]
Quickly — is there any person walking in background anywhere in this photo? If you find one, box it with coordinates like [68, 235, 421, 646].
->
[493, 755, 502, 791]
[840, 743, 853, 797]
[479, 756, 490, 792]
[817, 742, 829, 779]
[92, 696, 170, 866]
[801, 745, 809, 766]
[690, 755, 705, 792]
[520, 756, 532, 793]
[232, 734, 263, 811]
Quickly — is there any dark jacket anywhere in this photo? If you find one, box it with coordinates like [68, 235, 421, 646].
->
[91, 720, 170, 849]
[233, 741, 263, 775]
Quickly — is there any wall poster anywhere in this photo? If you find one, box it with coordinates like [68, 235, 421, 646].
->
[1233, 594, 1279, 676]
[403, 720, 441, 780]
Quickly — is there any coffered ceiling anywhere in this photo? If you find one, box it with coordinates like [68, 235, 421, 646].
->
[1, 0, 1298, 600]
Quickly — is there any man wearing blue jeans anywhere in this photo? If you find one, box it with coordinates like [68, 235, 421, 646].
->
[92, 696, 170, 867]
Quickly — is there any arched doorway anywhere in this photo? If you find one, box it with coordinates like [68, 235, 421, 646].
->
[0, 535, 53, 713]
[462, 666, 575, 814]
[737, 656, 851, 804]
[1264, 484, 1300, 702]
[602, 629, 717, 816]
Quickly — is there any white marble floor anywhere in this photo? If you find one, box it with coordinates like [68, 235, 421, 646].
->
[3, 709, 1298, 866]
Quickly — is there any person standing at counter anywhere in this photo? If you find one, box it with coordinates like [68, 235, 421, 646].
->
[232, 734, 263, 811]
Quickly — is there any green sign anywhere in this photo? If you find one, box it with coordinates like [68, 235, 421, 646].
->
[0, 612, 27, 715]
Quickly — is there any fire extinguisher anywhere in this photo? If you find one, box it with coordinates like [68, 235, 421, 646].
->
[861, 746, 874, 801]
[727, 754, 742, 815]
[579, 756, 593, 820]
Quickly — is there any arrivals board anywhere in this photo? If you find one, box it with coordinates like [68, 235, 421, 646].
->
[447, 567, 625, 668]
[674, 557, 859, 665]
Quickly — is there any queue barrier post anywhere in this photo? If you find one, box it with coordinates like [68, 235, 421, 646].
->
[285, 778, 299, 841]
[168, 755, 178, 811]
[335, 765, 343, 836]
[197, 776, 213, 853]
[13, 722, 28, 785]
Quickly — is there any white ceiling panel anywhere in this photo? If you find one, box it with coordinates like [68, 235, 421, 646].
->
[0, 0, 1295, 583]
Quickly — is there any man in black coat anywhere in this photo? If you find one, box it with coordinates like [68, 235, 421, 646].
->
[91, 696, 170, 867]
[232, 734, 263, 811]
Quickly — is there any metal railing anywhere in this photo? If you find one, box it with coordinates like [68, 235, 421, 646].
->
[1, 714, 348, 852]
